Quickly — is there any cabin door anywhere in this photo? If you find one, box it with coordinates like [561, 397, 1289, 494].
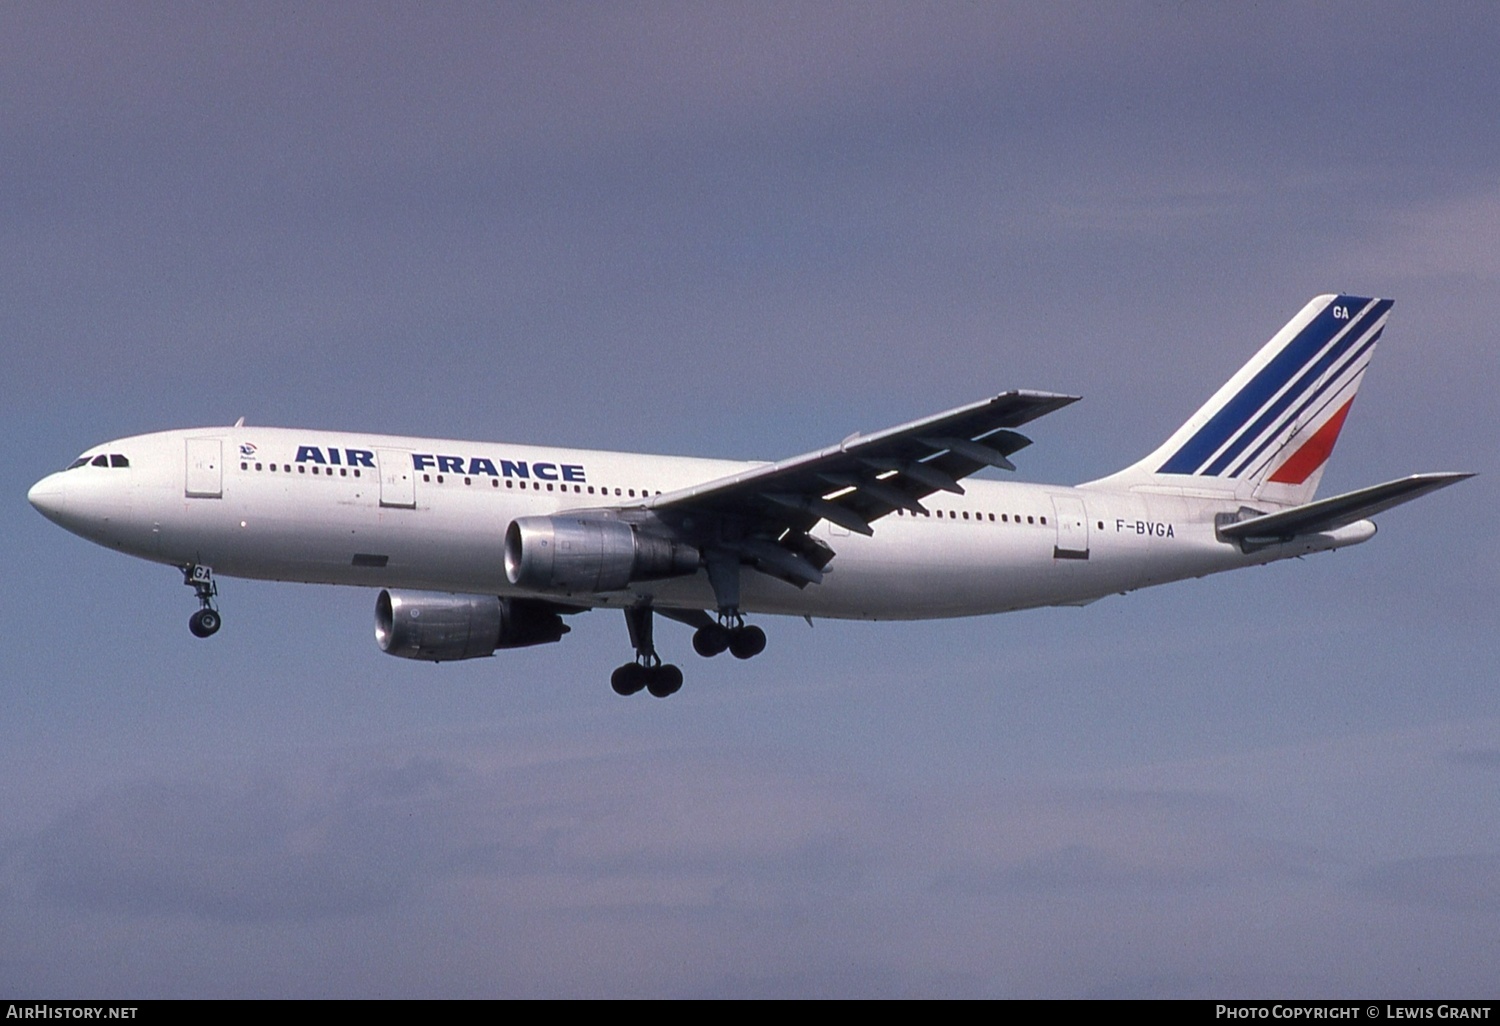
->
[1051, 495, 1089, 559]
[378, 450, 417, 508]
[184, 438, 223, 498]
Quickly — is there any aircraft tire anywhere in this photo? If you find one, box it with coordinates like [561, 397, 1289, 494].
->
[647, 664, 683, 698]
[189, 608, 221, 638]
[692, 624, 732, 658]
[728, 625, 766, 660]
[611, 663, 646, 696]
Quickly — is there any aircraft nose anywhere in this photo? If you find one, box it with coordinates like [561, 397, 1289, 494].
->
[27, 473, 68, 523]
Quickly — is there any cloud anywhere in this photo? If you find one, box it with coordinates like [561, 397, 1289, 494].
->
[1444, 747, 1500, 768]
[5, 717, 1500, 996]
[1358, 854, 1500, 915]
[24, 770, 442, 922]
[1349, 187, 1500, 283]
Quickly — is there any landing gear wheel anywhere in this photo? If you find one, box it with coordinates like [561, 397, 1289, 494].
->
[188, 608, 221, 638]
[611, 663, 647, 696]
[647, 664, 683, 698]
[729, 624, 766, 660]
[182, 564, 221, 639]
[692, 624, 732, 658]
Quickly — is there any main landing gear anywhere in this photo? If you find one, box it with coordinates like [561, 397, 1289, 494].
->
[689, 552, 766, 661]
[611, 604, 769, 698]
[691, 616, 766, 660]
[183, 563, 222, 638]
[611, 603, 683, 698]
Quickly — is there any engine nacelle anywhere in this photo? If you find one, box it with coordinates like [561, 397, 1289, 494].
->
[504, 515, 700, 592]
[375, 590, 569, 662]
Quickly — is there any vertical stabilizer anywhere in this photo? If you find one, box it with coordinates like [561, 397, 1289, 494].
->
[1084, 295, 1391, 507]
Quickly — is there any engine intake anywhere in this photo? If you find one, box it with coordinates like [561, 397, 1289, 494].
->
[504, 515, 699, 592]
[375, 590, 569, 662]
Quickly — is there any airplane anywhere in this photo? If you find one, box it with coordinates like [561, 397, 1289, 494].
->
[28, 294, 1470, 698]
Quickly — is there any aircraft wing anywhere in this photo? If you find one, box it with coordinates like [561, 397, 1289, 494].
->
[638, 390, 1079, 586]
[1218, 472, 1472, 547]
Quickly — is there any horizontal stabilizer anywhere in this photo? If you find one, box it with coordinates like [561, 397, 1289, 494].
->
[1218, 472, 1471, 545]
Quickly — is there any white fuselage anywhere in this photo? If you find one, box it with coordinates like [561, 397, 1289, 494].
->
[28, 426, 1374, 621]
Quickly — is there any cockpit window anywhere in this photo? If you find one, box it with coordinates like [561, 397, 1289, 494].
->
[67, 453, 130, 469]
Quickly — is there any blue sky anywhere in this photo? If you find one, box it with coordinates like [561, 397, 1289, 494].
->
[3, 2, 1496, 997]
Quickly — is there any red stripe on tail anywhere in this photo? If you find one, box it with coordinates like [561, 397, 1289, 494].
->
[1267, 398, 1355, 485]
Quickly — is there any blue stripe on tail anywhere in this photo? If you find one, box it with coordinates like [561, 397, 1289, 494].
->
[1156, 297, 1387, 476]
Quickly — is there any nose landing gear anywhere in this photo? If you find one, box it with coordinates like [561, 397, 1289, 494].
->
[182, 564, 222, 638]
[188, 607, 221, 638]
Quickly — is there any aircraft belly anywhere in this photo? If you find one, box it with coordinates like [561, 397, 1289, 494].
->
[148, 478, 518, 591]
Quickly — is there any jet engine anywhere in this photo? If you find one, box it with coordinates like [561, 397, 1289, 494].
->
[504, 515, 699, 592]
[375, 590, 570, 662]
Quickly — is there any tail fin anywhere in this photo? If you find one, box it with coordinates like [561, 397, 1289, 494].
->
[1086, 294, 1392, 506]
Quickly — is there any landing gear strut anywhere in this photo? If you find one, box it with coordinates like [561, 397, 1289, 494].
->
[183, 563, 221, 638]
[611, 603, 683, 698]
[693, 550, 767, 660]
